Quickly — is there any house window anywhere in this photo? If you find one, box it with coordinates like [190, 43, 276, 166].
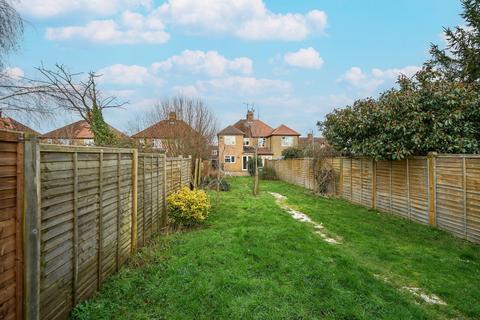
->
[224, 136, 236, 145]
[139, 138, 145, 145]
[59, 139, 71, 145]
[258, 138, 266, 147]
[84, 139, 94, 146]
[153, 139, 162, 149]
[243, 138, 250, 146]
[46, 139, 53, 144]
[281, 136, 294, 147]
[224, 155, 236, 163]
[212, 149, 218, 156]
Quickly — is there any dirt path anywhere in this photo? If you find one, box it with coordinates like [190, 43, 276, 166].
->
[269, 192, 341, 244]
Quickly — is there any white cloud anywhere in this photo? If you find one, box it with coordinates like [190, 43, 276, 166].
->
[98, 64, 163, 86]
[284, 47, 324, 69]
[15, 0, 151, 18]
[45, 13, 169, 44]
[172, 85, 199, 97]
[152, 50, 253, 77]
[196, 76, 290, 96]
[157, 0, 327, 41]
[2, 67, 25, 79]
[339, 66, 420, 93]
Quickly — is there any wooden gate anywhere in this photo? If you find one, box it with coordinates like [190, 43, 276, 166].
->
[0, 130, 24, 320]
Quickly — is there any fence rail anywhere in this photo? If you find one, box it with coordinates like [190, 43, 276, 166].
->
[0, 131, 192, 320]
[266, 155, 480, 244]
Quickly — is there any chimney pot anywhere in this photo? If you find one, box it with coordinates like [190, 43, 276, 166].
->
[169, 111, 177, 121]
[246, 110, 254, 122]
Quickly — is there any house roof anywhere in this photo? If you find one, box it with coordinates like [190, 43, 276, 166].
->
[132, 119, 196, 139]
[218, 125, 245, 136]
[233, 119, 273, 137]
[270, 124, 300, 136]
[42, 120, 128, 140]
[0, 117, 40, 135]
[299, 136, 326, 145]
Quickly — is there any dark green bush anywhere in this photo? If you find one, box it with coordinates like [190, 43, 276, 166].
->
[282, 147, 304, 159]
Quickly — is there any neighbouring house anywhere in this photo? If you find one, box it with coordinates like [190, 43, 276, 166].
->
[0, 112, 40, 135]
[131, 112, 205, 156]
[299, 133, 327, 148]
[41, 119, 128, 146]
[218, 111, 300, 174]
[209, 145, 219, 169]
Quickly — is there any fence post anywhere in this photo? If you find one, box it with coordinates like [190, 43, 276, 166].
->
[116, 153, 121, 271]
[463, 156, 467, 238]
[339, 158, 344, 197]
[371, 159, 376, 209]
[72, 152, 79, 305]
[162, 154, 167, 228]
[23, 136, 40, 320]
[406, 158, 411, 220]
[131, 150, 138, 253]
[427, 152, 437, 227]
[97, 150, 104, 289]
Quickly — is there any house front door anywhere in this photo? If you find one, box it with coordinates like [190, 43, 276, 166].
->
[242, 155, 252, 171]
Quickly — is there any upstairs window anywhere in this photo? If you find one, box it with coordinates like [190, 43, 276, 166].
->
[243, 138, 250, 146]
[212, 149, 218, 156]
[224, 136, 236, 145]
[281, 136, 294, 147]
[153, 139, 162, 149]
[258, 138, 266, 148]
[84, 139, 94, 146]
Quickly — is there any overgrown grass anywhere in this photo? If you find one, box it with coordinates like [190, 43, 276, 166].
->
[72, 177, 480, 319]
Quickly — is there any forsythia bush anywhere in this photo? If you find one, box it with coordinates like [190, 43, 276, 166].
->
[167, 187, 210, 227]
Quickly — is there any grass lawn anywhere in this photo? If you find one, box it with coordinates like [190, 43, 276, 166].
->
[72, 177, 480, 319]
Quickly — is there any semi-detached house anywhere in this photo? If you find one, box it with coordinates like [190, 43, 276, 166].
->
[218, 111, 300, 175]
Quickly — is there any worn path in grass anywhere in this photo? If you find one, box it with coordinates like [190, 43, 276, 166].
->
[72, 177, 480, 320]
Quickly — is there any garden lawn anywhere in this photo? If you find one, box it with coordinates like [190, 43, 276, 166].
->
[72, 177, 480, 320]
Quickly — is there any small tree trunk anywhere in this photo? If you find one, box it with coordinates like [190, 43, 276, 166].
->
[253, 148, 259, 196]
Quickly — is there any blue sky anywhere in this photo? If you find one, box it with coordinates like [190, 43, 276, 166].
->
[6, 0, 462, 135]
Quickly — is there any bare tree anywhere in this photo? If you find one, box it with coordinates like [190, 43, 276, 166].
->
[0, 63, 127, 144]
[137, 95, 219, 160]
[0, 0, 23, 68]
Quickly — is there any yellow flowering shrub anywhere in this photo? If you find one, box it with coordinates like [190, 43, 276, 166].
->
[167, 187, 211, 227]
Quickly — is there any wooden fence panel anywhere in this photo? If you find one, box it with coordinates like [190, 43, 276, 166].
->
[351, 159, 362, 205]
[436, 157, 465, 238]
[342, 158, 352, 200]
[376, 160, 391, 213]
[391, 160, 409, 219]
[466, 158, 480, 243]
[37, 145, 137, 320]
[0, 131, 23, 320]
[408, 158, 429, 225]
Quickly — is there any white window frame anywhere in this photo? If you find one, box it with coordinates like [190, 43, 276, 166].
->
[243, 138, 250, 146]
[258, 137, 266, 148]
[84, 139, 94, 146]
[46, 139, 53, 144]
[153, 139, 162, 149]
[224, 136, 236, 146]
[212, 149, 218, 156]
[139, 138, 145, 145]
[59, 139, 71, 146]
[224, 155, 236, 163]
[281, 136, 294, 147]
[242, 155, 252, 171]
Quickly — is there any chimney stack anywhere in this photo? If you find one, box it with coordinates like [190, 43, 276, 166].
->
[246, 110, 254, 122]
[169, 111, 177, 121]
[307, 133, 314, 142]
